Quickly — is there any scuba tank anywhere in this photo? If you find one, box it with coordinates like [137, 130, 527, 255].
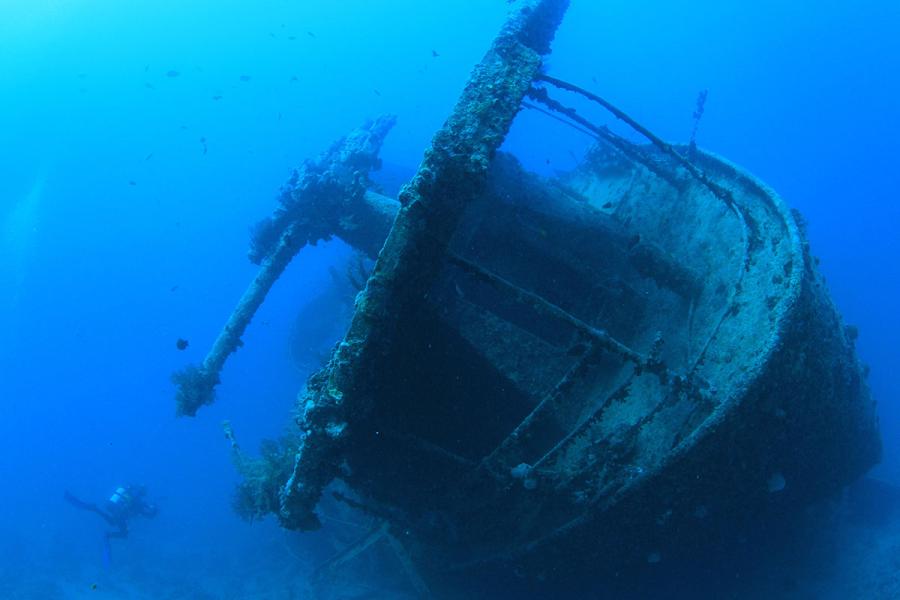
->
[108, 486, 131, 510]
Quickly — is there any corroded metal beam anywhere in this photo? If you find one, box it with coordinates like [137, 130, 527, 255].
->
[172, 117, 396, 417]
[278, 0, 571, 530]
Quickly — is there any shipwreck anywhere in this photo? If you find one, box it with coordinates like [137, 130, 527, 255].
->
[173, 0, 880, 595]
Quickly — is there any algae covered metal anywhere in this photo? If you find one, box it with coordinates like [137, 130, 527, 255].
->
[175, 0, 880, 593]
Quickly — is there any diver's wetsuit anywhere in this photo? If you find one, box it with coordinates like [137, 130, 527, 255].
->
[64, 486, 158, 541]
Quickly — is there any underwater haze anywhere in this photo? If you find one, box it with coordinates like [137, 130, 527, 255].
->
[0, 0, 898, 598]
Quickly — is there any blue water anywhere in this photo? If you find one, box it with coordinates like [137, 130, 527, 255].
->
[1, 0, 897, 597]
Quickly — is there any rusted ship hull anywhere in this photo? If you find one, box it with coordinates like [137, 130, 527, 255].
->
[176, 0, 880, 595]
[306, 147, 880, 590]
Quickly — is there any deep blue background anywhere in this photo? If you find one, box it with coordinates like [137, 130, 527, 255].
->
[0, 0, 896, 596]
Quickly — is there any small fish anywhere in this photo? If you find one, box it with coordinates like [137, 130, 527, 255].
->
[277, 112, 282, 121]
[200, 137, 208, 155]
[306, 31, 316, 38]
[176, 338, 189, 350]
[166, 70, 180, 78]
[767, 472, 787, 493]
[128, 180, 137, 186]
[287, 35, 296, 41]
[239, 74, 251, 82]
[170, 285, 179, 292]
[212, 94, 223, 101]
[91, 583, 98, 590]
[373, 89, 381, 97]
[431, 49, 439, 58]
[144, 152, 153, 161]
[145, 82, 156, 90]
[290, 75, 299, 82]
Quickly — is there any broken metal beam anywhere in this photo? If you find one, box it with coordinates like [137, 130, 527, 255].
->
[525, 90, 685, 190]
[479, 341, 603, 475]
[172, 117, 396, 417]
[447, 253, 644, 365]
[536, 75, 738, 209]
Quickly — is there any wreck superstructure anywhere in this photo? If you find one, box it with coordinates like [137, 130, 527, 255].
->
[174, 0, 880, 595]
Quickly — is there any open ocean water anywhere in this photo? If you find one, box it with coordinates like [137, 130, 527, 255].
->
[0, 1, 898, 598]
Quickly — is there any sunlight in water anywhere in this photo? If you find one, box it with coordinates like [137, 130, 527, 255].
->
[1, 172, 44, 309]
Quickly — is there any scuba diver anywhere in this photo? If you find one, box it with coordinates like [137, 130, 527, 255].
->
[64, 484, 158, 562]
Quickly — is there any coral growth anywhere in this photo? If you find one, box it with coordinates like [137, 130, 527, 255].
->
[231, 436, 298, 522]
[171, 364, 219, 417]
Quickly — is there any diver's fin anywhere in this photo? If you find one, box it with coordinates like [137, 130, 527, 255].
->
[64, 491, 121, 528]
[64, 490, 96, 511]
